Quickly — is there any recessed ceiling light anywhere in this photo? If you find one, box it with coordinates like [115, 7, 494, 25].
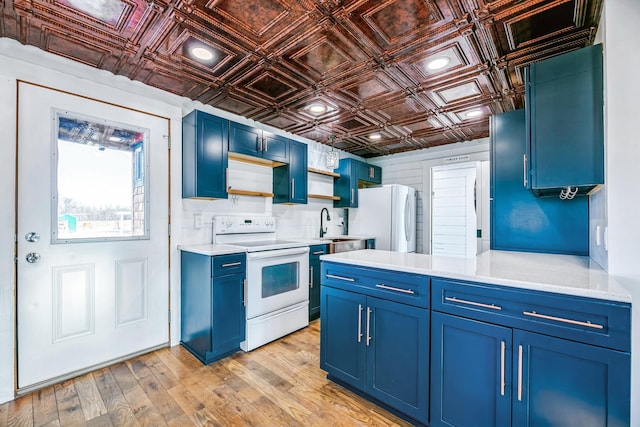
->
[108, 136, 122, 142]
[427, 57, 450, 70]
[307, 103, 327, 114]
[191, 47, 213, 61]
[465, 109, 483, 118]
[369, 133, 382, 140]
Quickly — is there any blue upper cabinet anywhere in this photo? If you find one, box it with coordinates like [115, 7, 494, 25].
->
[273, 139, 308, 204]
[229, 121, 289, 163]
[182, 110, 229, 199]
[333, 158, 381, 208]
[526, 44, 604, 197]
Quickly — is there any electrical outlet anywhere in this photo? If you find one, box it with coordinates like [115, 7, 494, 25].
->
[194, 213, 202, 229]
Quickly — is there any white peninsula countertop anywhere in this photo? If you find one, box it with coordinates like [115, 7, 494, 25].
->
[177, 244, 246, 256]
[321, 249, 631, 303]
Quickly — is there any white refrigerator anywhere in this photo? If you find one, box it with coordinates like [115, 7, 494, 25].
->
[348, 184, 417, 252]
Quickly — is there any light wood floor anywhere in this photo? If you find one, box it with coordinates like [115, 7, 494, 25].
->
[0, 320, 413, 426]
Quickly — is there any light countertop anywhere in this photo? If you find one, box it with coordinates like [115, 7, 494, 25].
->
[320, 249, 631, 303]
[178, 244, 246, 256]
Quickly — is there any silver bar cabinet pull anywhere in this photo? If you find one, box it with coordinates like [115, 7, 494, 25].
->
[312, 250, 325, 255]
[517, 345, 523, 401]
[523, 311, 604, 329]
[445, 296, 502, 310]
[366, 307, 372, 346]
[357, 304, 363, 342]
[309, 266, 313, 288]
[326, 274, 355, 282]
[523, 154, 528, 187]
[221, 261, 242, 267]
[376, 284, 415, 294]
[500, 341, 506, 396]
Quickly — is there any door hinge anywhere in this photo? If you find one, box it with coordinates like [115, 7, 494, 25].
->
[168, 223, 171, 237]
[164, 135, 170, 150]
[168, 309, 171, 324]
[14, 234, 17, 243]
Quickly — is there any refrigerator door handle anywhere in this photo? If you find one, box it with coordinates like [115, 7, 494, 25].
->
[404, 193, 412, 242]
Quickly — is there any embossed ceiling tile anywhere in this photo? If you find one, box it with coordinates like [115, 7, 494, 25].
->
[43, 27, 111, 67]
[504, 0, 576, 50]
[142, 68, 203, 95]
[377, 97, 426, 121]
[212, 94, 260, 117]
[56, 0, 128, 28]
[333, 115, 375, 133]
[212, 0, 288, 37]
[434, 80, 482, 104]
[365, 0, 441, 43]
[339, 71, 401, 103]
[237, 68, 303, 103]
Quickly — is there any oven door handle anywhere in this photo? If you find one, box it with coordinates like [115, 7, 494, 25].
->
[246, 247, 310, 260]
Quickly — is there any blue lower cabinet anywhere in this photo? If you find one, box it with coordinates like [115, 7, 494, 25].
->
[180, 251, 246, 365]
[321, 286, 429, 425]
[431, 312, 512, 427]
[431, 311, 630, 427]
[308, 244, 327, 321]
[513, 330, 630, 427]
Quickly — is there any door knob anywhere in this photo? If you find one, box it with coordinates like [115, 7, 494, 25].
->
[25, 232, 40, 243]
[25, 253, 41, 263]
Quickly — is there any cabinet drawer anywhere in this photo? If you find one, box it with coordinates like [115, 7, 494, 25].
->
[309, 244, 328, 262]
[321, 262, 429, 308]
[212, 253, 246, 277]
[432, 278, 631, 352]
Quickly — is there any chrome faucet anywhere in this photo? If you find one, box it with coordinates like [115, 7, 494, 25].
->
[320, 208, 331, 238]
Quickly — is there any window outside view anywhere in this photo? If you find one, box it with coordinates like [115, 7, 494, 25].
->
[54, 114, 147, 242]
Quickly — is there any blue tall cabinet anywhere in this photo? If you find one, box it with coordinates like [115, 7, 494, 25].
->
[490, 109, 589, 254]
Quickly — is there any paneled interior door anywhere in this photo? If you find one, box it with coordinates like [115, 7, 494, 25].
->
[16, 82, 169, 392]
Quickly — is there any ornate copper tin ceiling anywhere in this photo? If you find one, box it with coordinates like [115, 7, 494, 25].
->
[1, 0, 603, 157]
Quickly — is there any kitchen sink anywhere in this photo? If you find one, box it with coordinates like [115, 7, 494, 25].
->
[328, 238, 366, 254]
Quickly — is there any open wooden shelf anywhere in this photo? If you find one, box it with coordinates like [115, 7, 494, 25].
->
[227, 188, 274, 198]
[308, 167, 340, 178]
[229, 152, 285, 168]
[308, 194, 340, 201]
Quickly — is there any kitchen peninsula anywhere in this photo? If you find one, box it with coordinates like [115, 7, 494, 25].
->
[319, 249, 631, 427]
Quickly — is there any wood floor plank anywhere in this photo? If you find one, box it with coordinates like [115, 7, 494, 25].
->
[0, 320, 416, 426]
[75, 373, 108, 421]
[53, 380, 85, 426]
[93, 366, 140, 427]
[32, 385, 58, 427]
[6, 394, 33, 427]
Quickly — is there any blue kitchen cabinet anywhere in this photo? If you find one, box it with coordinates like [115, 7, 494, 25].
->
[180, 251, 246, 365]
[526, 44, 604, 197]
[333, 158, 382, 208]
[490, 109, 589, 255]
[431, 277, 631, 427]
[320, 263, 429, 425]
[182, 110, 229, 199]
[273, 139, 308, 204]
[513, 330, 630, 427]
[431, 312, 512, 427]
[229, 121, 289, 163]
[308, 244, 327, 320]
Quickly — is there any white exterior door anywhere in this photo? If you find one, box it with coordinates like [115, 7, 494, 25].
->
[16, 82, 169, 391]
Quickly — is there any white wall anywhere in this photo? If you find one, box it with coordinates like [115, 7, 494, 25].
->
[370, 139, 490, 254]
[599, 1, 640, 424]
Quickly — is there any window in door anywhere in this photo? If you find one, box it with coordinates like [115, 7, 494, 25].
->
[52, 111, 149, 242]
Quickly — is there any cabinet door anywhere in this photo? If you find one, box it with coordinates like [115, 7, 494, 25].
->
[358, 162, 381, 184]
[512, 330, 630, 427]
[431, 312, 512, 427]
[229, 121, 262, 157]
[262, 131, 289, 163]
[320, 286, 366, 390]
[334, 159, 358, 208]
[367, 297, 429, 425]
[182, 111, 228, 199]
[308, 245, 326, 321]
[209, 273, 246, 362]
[274, 140, 307, 204]
[526, 44, 604, 195]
